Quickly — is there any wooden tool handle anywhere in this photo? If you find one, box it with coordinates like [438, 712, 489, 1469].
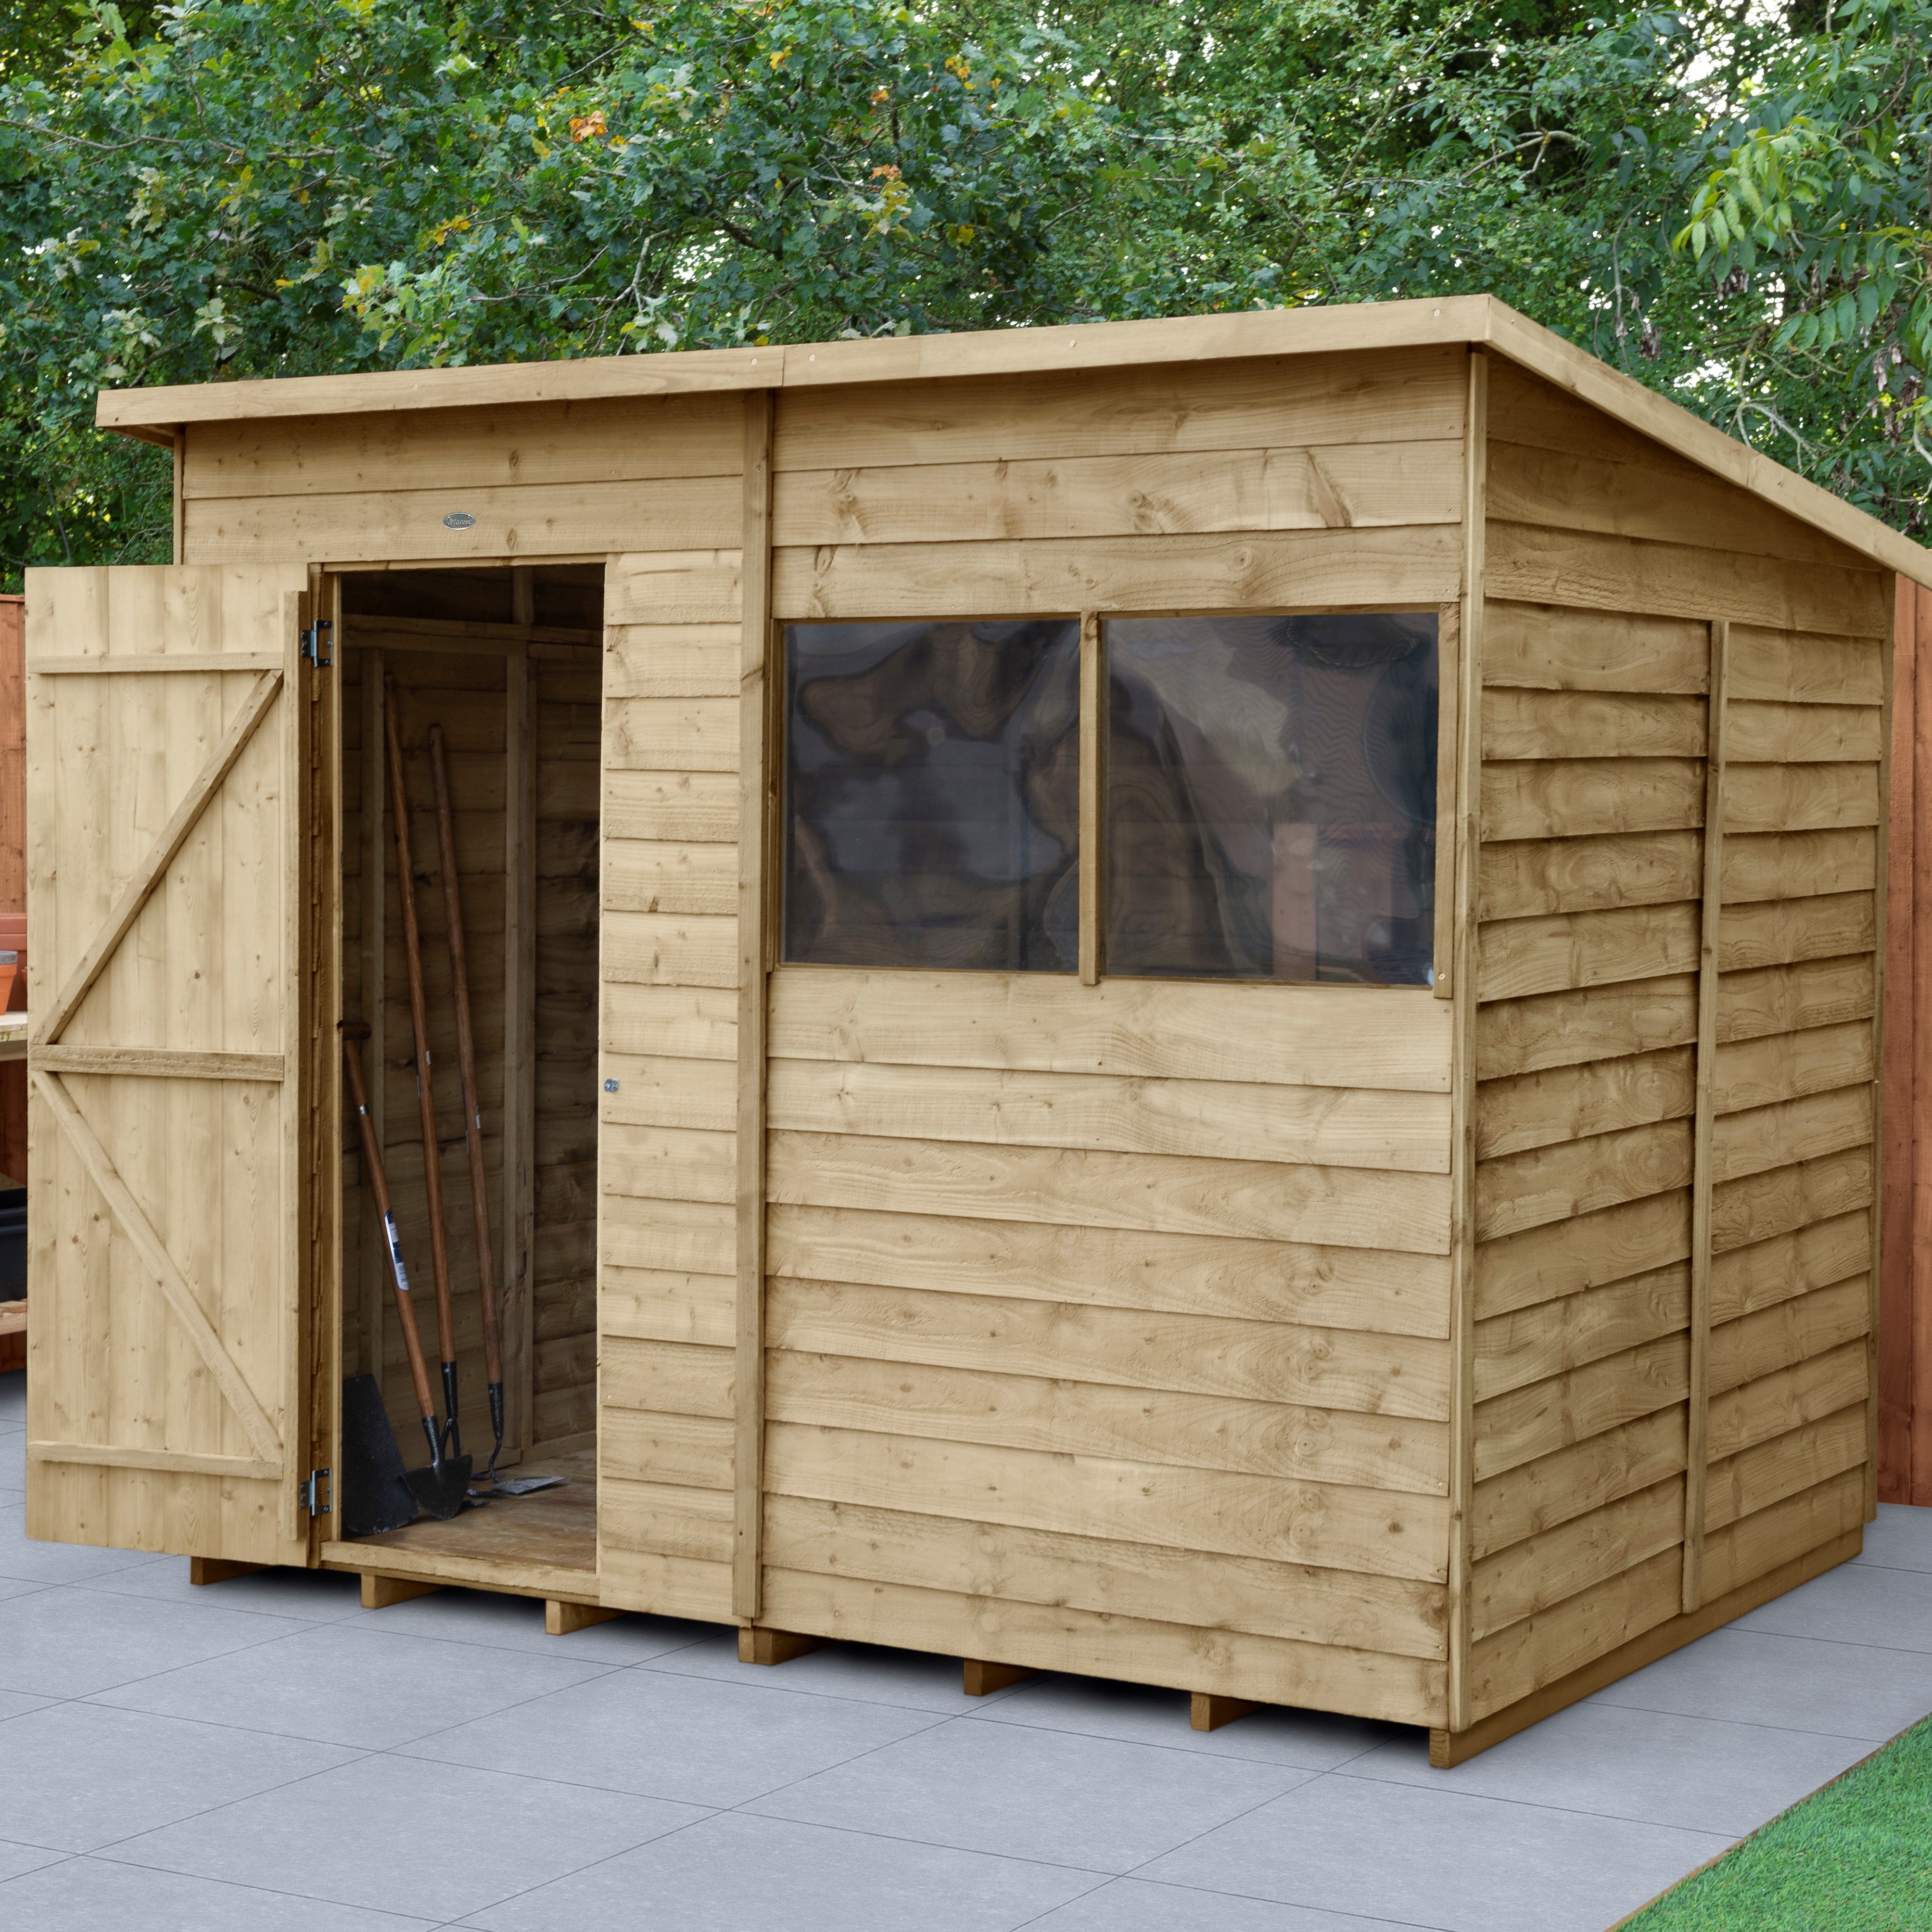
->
[383, 677, 458, 1375]
[342, 1033, 438, 1428]
[429, 723, 502, 1386]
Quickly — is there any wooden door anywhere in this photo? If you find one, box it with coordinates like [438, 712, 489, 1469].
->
[23, 565, 321, 1566]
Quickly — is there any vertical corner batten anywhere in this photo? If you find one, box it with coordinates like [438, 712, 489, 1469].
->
[1866, 585, 1895, 1518]
[1909, 582, 1932, 1505]
[1682, 618, 1731, 1614]
[1078, 613, 1102, 986]
[734, 388, 778, 1622]
[1443, 345, 1487, 1740]
[1879, 576, 1916, 1503]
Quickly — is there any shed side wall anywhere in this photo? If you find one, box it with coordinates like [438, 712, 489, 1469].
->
[1469, 358, 1886, 1723]
[752, 349, 1463, 1724]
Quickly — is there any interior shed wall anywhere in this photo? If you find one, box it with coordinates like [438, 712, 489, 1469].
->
[746, 349, 1465, 1723]
[1468, 357, 1888, 1723]
[336, 622, 602, 1469]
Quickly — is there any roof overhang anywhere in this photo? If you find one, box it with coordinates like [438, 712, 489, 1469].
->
[96, 293, 1932, 590]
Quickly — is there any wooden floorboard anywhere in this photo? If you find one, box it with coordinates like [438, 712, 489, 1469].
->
[328, 1444, 597, 1591]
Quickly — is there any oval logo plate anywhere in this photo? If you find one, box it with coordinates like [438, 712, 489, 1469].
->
[442, 510, 477, 530]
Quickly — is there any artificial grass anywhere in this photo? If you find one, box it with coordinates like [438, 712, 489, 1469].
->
[1618, 1713, 1932, 1931]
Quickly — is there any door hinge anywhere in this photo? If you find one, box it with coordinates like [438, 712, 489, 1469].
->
[299, 1467, 331, 1518]
[301, 618, 333, 669]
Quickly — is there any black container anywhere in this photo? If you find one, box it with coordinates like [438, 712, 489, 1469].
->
[0, 1191, 24, 1301]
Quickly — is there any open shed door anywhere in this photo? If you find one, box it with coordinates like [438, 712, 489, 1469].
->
[23, 565, 326, 1567]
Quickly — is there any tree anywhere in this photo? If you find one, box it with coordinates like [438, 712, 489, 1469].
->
[1, 0, 1927, 588]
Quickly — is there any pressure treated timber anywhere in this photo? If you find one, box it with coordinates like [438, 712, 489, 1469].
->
[1476, 975, 1699, 1080]
[735, 390, 777, 1621]
[1431, 1526, 1859, 1765]
[767, 1422, 1449, 1580]
[762, 1494, 1447, 1659]
[1724, 828, 1875, 905]
[765, 1282, 1452, 1418]
[1471, 1474, 1685, 1641]
[738, 1627, 824, 1666]
[766, 1057, 1452, 1171]
[771, 346, 1470, 471]
[1684, 619, 1729, 1613]
[766, 1130, 1453, 1254]
[767, 1203, 1451, 1336]
[1476, 902, 1699, 1003]
[32, 297, 1916, 1762]
[765, 1351, 1446, 1492]
[1475, 1048, 1694, 1161]
[773, 526, 1462, 621]
[773, 444, 1464, 545]
[1443, 340, 1487, 1735]
[1474, 1264, 1688, 1401]
[965, 1660, 1036, 1696]
[1485, 523, 1887, 636]
[546, 1599, 621, 1635]
[1482, 689, 1706, 762]
[185, 475, 739, 566]
[1477, 1192, 1691, 1321]
[26, 563, 308, 1570]
[189, 1556, 266, 1585]
[361, 1574, 441, 1609]
[1709, 1210, 1869, 1326]
[1880, 577, 1926, 1506]
[761, 1565, 1446, 1726]
[1471, 1407, 1688, 1562]
[769, 970, 1453, 1091]
[1192, 1693, 1260, 1732]
[184, 393, 746, 498]
[101, 298, 1932, 585]
[1481, 760, 1704, 844]
[1704, 1403, 1867, 1534]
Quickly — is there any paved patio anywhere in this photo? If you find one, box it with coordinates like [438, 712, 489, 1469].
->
[2, 1368, 1929, 1932]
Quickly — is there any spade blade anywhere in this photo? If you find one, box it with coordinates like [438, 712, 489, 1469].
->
[405, 1455, 472, 1522]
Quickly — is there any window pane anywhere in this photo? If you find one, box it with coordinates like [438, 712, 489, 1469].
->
[784, 619, 1081, 971]
[1106, 613, 1438, 984]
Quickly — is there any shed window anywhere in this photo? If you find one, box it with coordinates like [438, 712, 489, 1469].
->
[782, 619, 1081, 971]
[1106, 613, 1439, 985]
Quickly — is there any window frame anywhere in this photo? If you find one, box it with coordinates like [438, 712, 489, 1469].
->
[769, 601, 1459, 993]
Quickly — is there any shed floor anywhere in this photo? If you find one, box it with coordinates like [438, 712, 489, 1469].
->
[3, 1369, 1930, 1931]
[338, 1442, 597, 1582]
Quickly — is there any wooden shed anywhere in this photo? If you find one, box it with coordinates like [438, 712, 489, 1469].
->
[22, 296, 1932, 1763]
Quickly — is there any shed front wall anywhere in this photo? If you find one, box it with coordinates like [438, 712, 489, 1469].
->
[543, 351, 1465, 1722]
[746, 352, 1465, 1723]
[1467, 357, 1887, 1726]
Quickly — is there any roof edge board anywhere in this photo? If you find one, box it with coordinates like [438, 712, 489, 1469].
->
[95, 292, 1932, 588]
[93, 294, 1490, 430]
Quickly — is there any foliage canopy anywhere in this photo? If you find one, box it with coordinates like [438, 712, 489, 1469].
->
[1, 0, 1927, 586]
